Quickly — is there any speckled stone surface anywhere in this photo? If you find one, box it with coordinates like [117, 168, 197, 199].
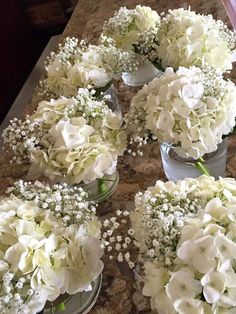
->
[0, 1, 236, 313]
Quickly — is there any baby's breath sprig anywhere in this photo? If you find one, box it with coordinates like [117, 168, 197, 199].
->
[100, 5, 160, 52]
[0, 271, 41, 314]
[201, 66, 234, 98]
[46, 36, 79, 65]
[7, 180, 97, 227]
[126, 134, 157, 157]
[102, 7, 136, 38]
[101, 209, 136, 269]
[2, 117, 43, 164]
[124, 90, 158, 156]
[134, 28, 162, 70]
[74, 88, 112, 120]
[130, 179, 214, 267]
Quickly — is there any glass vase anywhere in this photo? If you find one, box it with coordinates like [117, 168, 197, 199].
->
[80, 170, 119, 203]
[160, 140, 227, 181]
[122, 60, 162, 87]
[104, 84, 122, 119]
[26, 167, 119, 204]
[42, 274, 102, 314]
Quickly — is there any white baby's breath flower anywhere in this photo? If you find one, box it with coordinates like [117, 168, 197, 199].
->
[100, 6, 160, 51]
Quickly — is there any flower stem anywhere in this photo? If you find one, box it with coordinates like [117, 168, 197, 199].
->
[98, 177, 116, 194]
[98, 178, 106, 194]
[50, 302, 65, 313]
[194, 158, 210, 176]
[56, 302, 65, 312]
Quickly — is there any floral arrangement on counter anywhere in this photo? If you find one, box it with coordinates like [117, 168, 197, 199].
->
[2, 88, 127, 184]
[135, 8, 236, 72]
[41, 37, 138, 98]
[0, 180, 103, 314]
[100, 5, 160, 51]
[130, 175, 236, 314]
[125, 66, 236, 160]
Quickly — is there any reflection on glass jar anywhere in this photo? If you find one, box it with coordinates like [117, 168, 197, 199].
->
[79, 170, 119, 203]
[122, 60, 162, 87]
[41, 274, 102, 314]
[160, 139, 227, 182]
[104, 84, 122, 119]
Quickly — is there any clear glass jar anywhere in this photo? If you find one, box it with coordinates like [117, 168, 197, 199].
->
[26, 167, 119, 203]
[160, 139, 227, 181]
[42, 274, 102, 314]
[80, 170, 119, 203]
[104, 84, 122, 119]
[122, 60, 162, 87]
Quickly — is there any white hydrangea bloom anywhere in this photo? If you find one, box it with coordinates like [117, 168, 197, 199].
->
[0, 181, 103, 314]
[177, 235, 218, 273]
[136, 8, 236, 72]
[173, 298, 207, 314]
[132, 176, 236, 313]
[43, 37, 138, 97]
[201, 271, 226, 303]
[143, 262, 175, 314]
[30, 118, 119, 184]
[126, 66, 236, 159]
[158, 9, 236, 72]
[166, 268, 202, 301]
[3, 89, 127, 183]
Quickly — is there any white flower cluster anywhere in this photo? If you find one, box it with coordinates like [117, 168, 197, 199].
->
[136, 8, 236, 72]
[0, 180, 103, 314]
[100, 5, 160, 51]
[101, 209, 135, 269]
[2, 117, 43, 163]
[139, 176, 236, 314]
[125, 66, 236, 159]
[42, 37, 138, 97]
[3, 89, 127, 184]
[130, 176, 210, 267]
[33, 88, 112, 126]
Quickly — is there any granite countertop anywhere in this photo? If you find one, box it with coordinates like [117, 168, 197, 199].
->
[1, 1, 236, 313]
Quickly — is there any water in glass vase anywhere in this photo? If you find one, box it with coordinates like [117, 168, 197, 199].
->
[80, 170, 119, 203]
[104, 84, 122, 119]
[42, 274, 102, 314]
[160, 140, 227, 181]
[122, 60, 162, 86]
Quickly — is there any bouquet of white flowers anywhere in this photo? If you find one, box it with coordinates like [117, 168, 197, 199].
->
[3, 89, 127, 184]
[42, 37, 138, 97]
[125, 66, 236, 160]
[100, 5, 160, 51]
[131, 175, 236, 314]
[0, 180, 103, 314]
[135, 8, 236, 72]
